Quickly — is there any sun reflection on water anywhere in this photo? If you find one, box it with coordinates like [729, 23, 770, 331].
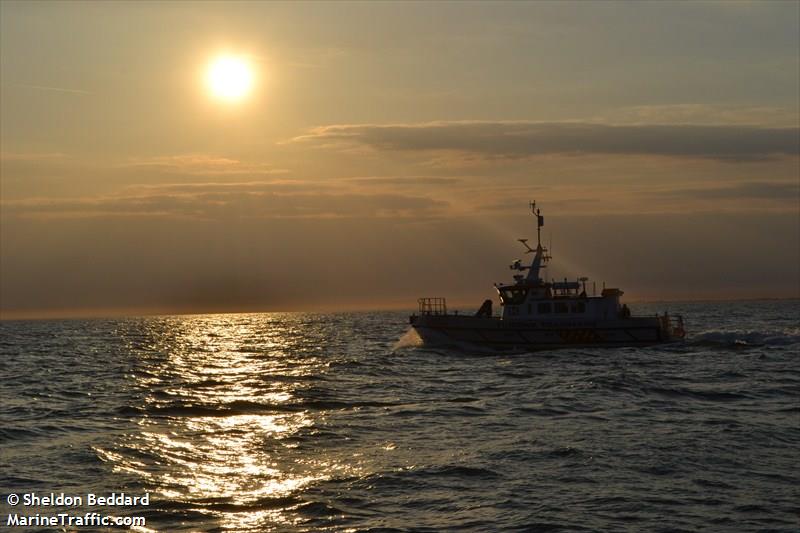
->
[100, 314, 358, 531]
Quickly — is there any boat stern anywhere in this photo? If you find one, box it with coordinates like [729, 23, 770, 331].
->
[660, 313, 686, 341]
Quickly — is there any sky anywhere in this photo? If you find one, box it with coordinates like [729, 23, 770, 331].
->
[1, 0, 798, 319]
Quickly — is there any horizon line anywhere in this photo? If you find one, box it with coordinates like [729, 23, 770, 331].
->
[2, 296, 798, 322]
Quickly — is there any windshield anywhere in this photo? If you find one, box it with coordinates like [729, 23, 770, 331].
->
[499, 288, 528, 305]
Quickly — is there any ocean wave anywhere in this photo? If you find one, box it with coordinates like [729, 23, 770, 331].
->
[293, 499, 346, 518]
[643, 386, 750, 402]
[118, 398, 403, 418]
[689, 329, 800, 347]
[162, 495, 301, 513]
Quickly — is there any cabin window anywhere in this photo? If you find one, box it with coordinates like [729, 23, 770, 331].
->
[537, 302, 551, 314]
[500, 288, 528, 305]
[554, 302, 569, 313]
[571, 302, 586, 313]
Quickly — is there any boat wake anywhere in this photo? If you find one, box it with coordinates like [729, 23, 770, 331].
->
[689, 329, 800, 347]
[393, 328, 424, 351]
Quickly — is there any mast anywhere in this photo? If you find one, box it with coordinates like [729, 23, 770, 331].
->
[532, 201, 542, 248]
[526, 201, 548, 283]
[509, 201, 550, 284]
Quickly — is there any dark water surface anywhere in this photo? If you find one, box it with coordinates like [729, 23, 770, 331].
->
[1, 300, 799, 532]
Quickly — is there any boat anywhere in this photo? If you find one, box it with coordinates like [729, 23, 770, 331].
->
[409, 202, 686, 349]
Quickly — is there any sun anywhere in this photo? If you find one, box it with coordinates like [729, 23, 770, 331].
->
[206, 55, 254, 102]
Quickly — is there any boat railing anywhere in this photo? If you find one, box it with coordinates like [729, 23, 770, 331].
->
[418, 297, 448, 316]
[659, 313, 686, 339]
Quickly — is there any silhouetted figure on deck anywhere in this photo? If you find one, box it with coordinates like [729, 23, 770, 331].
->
[475, 299, 493, 317]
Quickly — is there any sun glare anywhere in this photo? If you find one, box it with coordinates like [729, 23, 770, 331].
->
[206, 55, 254, 102]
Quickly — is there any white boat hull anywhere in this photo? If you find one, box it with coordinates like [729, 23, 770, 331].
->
[409, 314, 683, 350]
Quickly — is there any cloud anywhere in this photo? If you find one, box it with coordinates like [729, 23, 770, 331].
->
[343, 176, 462, 187]
[0, 151, 69, 161]
[122, 154, 288, 176]
[293, 121, 799, 161]
[598, 104, 799, 128]
[655, 181, 800, 201]
[6, 83, 91, 95]
[2, 183, 448, 220]
[121, 180, 330, 195]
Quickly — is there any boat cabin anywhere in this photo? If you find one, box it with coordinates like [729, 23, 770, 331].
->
[497, 283, 625, 321]
[495, 202, 626, 322]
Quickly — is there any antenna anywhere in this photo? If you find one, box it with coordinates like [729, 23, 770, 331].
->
[518, 238, 535, 254]
[530, 200, 543, 247]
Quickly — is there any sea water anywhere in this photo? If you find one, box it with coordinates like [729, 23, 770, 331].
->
[1, 300, 798, 532]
